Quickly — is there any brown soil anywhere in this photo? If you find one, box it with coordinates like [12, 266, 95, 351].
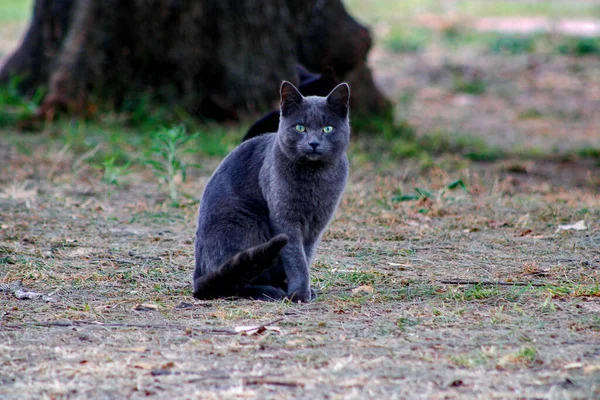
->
[1, 134, 599, 398]
[1, 9, 600, 400]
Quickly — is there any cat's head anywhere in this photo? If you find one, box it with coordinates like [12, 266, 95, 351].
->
[277, 81, 350, 164]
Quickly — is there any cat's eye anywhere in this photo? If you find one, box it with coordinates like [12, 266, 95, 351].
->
[295, 124, 306, 133]
[323, 126, 334, 134]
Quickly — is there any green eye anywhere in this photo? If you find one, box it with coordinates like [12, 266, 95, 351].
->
[323, 126, 333, 133]
[295, 124, 306, 133]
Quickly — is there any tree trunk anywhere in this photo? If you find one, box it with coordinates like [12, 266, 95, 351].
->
[0, 0, 390, 122]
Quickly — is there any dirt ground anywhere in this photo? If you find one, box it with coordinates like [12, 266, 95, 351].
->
[1, 132, 599, 399]
[369, 32, 600, 153]
[2, 3, 600, 400]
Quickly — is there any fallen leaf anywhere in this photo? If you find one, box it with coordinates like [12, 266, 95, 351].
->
[132, 303, 158, 311]
[118, 347, 148, 353]
[285, 339, 306, 347]
[556, 220, 587, 232]
[519, 229, 532, 237]
[352, 285, 374, 294]
[235, 325, 282, 336]
[160, 361, 175, 369]
[563, 362, 583, 369]
[448, 379, 463, 387]
[497, 354, 520, 368]
[14, 289, 43, 300]
[584, 365, 600, 373]
[388, 262, 411, 268]
[175, 301, 194, 309]
[132, 362, 153, 370]
[43, 295, 57, 303]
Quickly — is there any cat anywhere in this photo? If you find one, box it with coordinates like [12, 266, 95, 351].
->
[241, 65, 338, 142]
[193, 81, 350, 302]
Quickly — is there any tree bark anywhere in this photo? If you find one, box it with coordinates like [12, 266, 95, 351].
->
[0, 0, 390, 122]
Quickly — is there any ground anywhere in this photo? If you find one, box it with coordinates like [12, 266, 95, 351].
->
[1, 1, 600, 399]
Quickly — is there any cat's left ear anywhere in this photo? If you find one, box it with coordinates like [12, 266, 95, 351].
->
[326, 83, 350, 118]
[280, 81, 304, 117]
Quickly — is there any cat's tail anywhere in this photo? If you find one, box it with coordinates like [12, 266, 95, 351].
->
[193, 234, 289, 299]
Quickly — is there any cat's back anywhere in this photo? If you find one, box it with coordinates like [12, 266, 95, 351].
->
[201, 133, 274, 204]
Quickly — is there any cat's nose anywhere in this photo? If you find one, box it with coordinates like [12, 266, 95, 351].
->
[308, 141, 320, 150]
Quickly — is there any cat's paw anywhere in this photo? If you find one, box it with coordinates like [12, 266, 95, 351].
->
[240, 285, 286, 301]
[287, 289, 311, 303]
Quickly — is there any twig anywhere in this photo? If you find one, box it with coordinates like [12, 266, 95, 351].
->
[0, 320, 236, 334]
[440, 280, 546, 287]
[1, 317, 286, 335]
[74, 320, 237, 335]
[244, 378, 304, 387]
[236, 317, 285, 334]
[91, 256, 162, 265]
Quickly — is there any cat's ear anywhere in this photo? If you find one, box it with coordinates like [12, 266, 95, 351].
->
[326, 83, 350, 118]
[280, 81, 304, 117]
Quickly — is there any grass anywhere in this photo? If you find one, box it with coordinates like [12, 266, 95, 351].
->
[383, 27, 600, 58]
[449, 351, 492, 368]
[488, 34, 537, 54]
[384, 28, 432, 54]
[345, 0, 600, 22]
[100, 156, 131, 187]
[0, 76, 46, 127]
[0, 0, 33, 22]
[142, 125, 201, 206]
[1, 3, 599, 397]
[349, 114, 505, 166]
[1, 122, 599, 398]
[556, 36, 600, 56]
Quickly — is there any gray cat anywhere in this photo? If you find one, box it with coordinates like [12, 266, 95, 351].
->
[193, 81, 350, 302]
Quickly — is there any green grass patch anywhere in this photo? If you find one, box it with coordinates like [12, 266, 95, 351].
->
[518, 108, 544, 120]
[0, 76, 46, 127]
[445, 284, 534, 302]
[575, 147, 600, 160]
[0, 0, 33, 22]
[350, 112, 503, 165]
[489, 35, 536, 55]
[392, 178, 467, 203]
[384, 28, 432, 53]
[396, 316, 421, 331]
[556, 37, 600, 56]
[449, 351, 491, 368]
[142, 125, 201, 206]
[546, 284, 600, 298]
[345, 0, 599, 21]
[440, 30, 599, 58]
[451, 75, 487, 95]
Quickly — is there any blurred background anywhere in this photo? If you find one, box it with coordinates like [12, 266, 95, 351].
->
[346, 0, 600, 155]
[1, 4, 599, 398]
[0, 0, 598, 175]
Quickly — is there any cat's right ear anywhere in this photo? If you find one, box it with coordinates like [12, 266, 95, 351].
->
[326, 83, 350, 118]
[280, 81, 303, 117]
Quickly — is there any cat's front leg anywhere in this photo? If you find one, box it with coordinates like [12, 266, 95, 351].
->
[279, 238, 311, 302]
[303, 241, 317, 265]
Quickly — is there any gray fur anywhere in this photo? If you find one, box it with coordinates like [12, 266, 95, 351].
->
[193, 81, 350, 302]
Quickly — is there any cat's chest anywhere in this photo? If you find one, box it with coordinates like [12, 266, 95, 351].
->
[281, 164, 343, 200]
[269, 166, 346, 233]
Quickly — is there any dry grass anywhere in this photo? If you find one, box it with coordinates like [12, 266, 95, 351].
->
[1, 127, 599, 399]
[1, 1, 600, 398]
